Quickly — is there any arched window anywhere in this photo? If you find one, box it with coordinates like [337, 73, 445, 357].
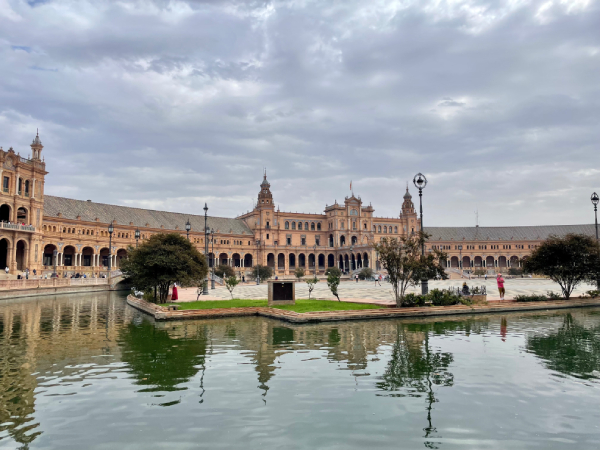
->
[292, 222, 296, 230]
[350, 209, 358, 216]
[373, 225, 376, 232]
[394, 226, 398, 233]
[317, 223, 321, 231]
[305, 222, 309, 230]
[311, 222, 315, 231]
[63, 227, 67, 233]
[364, 222, 367, 230]
[285, 221, 289, 230]
[298, 222, 302, 230]
[352, 221, 356, 230]
[378, 225, 382, 233]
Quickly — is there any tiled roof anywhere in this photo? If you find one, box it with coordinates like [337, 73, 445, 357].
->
[424, 224, 597, 241]
[44, 196, 253, 235]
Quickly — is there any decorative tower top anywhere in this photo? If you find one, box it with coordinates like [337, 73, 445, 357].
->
[401, 185, 415, 215]
[257, 169, 274, 209]
[31, 129, 43, 160]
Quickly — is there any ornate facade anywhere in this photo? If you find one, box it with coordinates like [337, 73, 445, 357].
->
[0, 133, 596, 277]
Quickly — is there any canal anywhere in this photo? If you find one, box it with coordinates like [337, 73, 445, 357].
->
[1, 292, 600, 449]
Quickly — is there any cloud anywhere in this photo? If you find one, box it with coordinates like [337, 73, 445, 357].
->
[0, 0, 599, 227]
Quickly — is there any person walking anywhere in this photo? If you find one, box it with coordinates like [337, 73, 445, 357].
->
[355, 274, 359, 283]
[197, 286, 202, 300]
[172, 282, 179, 301]
[485, 273, 487, 281]
[4, 266, 8, 275]
[496, 274, 505, 300]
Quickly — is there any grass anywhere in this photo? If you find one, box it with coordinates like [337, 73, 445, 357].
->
[159, 299, 384, 313]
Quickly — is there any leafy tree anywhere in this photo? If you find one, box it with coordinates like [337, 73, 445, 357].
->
[523, 234, 600, 299]
[374, 232, 448, 307]
[250, 265, 273, 283]
[508, 267, 522, 276]
[305, 276, 319, 299]
[121, 233, 208, 303]
[294, 267, 305, 281]
[225, 276, 240, 299]
[215, 264, 235, 279]
[325, 266, 342, 278]
[473, 268, 486, 278]
[358, 267, 373, 280]
[327, 271, 341, 301]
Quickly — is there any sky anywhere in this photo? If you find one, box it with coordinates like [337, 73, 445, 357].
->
[0, 0, 599, 227]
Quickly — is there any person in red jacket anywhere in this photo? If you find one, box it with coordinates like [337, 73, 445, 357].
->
[172, 283, 179, 301]
[496, 274, 505, 300]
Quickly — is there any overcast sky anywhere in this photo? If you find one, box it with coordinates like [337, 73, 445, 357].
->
[1, 0, 599, 226]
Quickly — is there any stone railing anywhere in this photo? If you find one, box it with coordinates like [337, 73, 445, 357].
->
[1, 222, 35, 232]
[0, 277, 109, 290]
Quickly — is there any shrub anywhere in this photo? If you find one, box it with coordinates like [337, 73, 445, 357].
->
[514, 294, 549, 302]
[294, 267, 305, 281]
[546, 291, 563, 300]
[583, 289, 600, 299]
[224, 276, 239, 299]
[250, 265, 273, 283]
[429, 289, 462, 306]
[358, 267, 374, 280]
[401, 293, 426, 307]
[508, 268, 523, 276]
[214, 264, 235, 279]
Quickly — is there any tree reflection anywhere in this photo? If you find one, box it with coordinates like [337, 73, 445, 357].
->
[119, 320, 208, 394]
[527, 313, 600, 379]
[377, 323, 455, 449]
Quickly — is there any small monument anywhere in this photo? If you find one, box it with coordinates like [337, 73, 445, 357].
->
[268, 280, 296, 306]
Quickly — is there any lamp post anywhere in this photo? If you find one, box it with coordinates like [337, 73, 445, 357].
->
[210, 228, 215, 289]
[185, 219, 191, 241]
[592, 192, 599, 288]
[135, 228, 140, 248]
[108, 221, 114, 274]
[458, 245, 463, 269]
[53, 249, 57, 278]
[203, 203, 209, 295]
[413, 173, 428, 294]
[255, 239, 261, 285]
[376, 250, 379, 272]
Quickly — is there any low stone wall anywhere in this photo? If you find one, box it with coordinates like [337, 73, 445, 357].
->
[126, 295, 600, 324]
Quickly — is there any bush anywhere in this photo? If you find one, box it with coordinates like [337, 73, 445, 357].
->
[214, 264, 235, 279]
[429, 289, 462, 306]
[583, 289, 600, 299]
[358, 267, 374, 280]
[250, 265, 273, 282]
[401, 293, 426, 307]
[508, 268, 523, 276]
[514, 294, 549, 302]
[325, 267, 342, 278]
[546, 290, 563, 300]
[294, 267, 305, 280]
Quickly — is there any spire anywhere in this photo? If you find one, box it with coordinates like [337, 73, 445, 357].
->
[31, 129, 43, 160]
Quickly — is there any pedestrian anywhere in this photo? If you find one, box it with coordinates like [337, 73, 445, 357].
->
[172, 282, 179, 301]
[197, 286, 202, 300]
[496, 274, 505, 300]
[242, 275, 245, 283]
[4, 266, 8, 274]
[485, 273, 487, 281]
[33, 269, 37, 276]
[355, 274, 359, 283]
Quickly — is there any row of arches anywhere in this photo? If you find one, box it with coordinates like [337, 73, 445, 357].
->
[265, 252, 370, 272]
[374, 225, 398, 234]
[207, 253, 253, 268]
[0, 204, 29, 224]
[447, 255, 522, 269]
[41, 244, 128, 268]
[285, 221, 322, 231]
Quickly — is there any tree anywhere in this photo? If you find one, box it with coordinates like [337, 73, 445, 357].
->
[294, 267, 305, 281]
[325, 266, 341, 278]
[224, 276, 240, 299]
[215, 264, 235, 279]
[250, 265, 273, 283]
[306, 276, 319, 299]
[327, 271, 341, 301]
[473, 268, 486, 278]
[374, 232, 448, 307]
[358, 267, 373, 280]
[120, 233, 208, 303]
[523, 234, 600, 299]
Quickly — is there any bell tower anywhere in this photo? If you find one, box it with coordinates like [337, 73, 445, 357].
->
[30, 129, 43, 161]
[257, 170, 274, 211]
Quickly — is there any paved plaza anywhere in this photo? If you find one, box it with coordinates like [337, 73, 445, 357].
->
[176, 278, 598, 305]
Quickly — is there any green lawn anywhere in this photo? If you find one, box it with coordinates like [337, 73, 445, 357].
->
[159, 299, 383, 313]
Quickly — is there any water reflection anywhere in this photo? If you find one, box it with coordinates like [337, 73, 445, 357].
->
[527, 313, 600, 380]
[2, 294, 600, 449]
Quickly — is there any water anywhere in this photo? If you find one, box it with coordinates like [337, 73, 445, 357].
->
[1, 293, 600, 449]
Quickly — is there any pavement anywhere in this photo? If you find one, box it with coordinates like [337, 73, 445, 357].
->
[174, 278, 598, 305]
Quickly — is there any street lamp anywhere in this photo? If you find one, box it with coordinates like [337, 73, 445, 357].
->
[413, 173, 428, 294]
[458, 245, 463, 269]
[135, 228, 140, 248]
[210, 228, 215, 289]
[255, 239, 261, 285]
[203, 203, 209, 295]
[376, 250, 379, 272]
[108, 221, 114, 274]
[592, 192, 599, 288]
[185, 219, 191, 241]
[53, 249, 58, 278]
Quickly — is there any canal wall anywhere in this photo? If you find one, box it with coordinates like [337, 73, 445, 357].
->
[126, 295, 600, 324]
[0, 282, 130, 300]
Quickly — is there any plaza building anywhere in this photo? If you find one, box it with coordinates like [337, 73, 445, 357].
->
[0, 133, 596, 278]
